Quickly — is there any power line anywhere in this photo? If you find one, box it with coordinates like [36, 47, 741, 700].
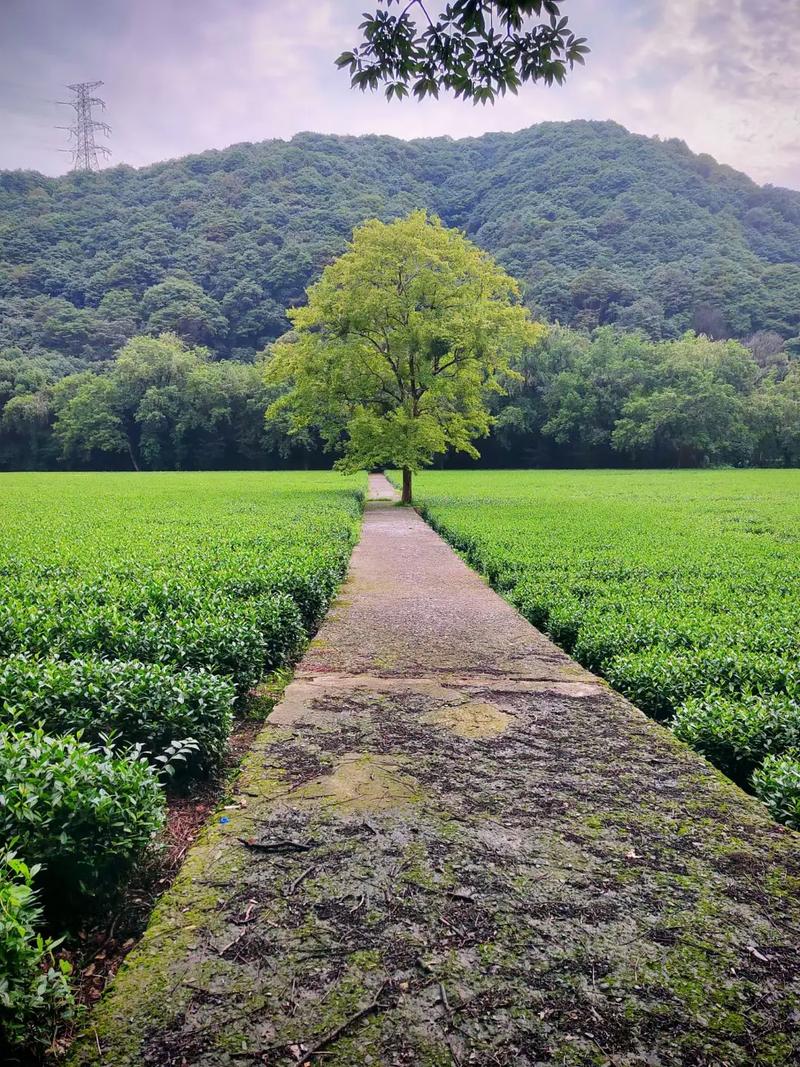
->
[56, 81, 111, 172]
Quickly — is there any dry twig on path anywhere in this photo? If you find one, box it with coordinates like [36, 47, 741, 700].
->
[239, 837, 316, 853]
[297, 981, 389, 1064]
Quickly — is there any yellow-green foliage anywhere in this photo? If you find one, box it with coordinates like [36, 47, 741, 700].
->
[267, 212, 542, 476]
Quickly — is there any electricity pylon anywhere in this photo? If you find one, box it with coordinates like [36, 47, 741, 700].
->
[57, 81, 111, 171]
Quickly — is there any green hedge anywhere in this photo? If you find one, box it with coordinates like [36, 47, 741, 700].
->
[0, 728, 165, 921]
[602, 648, 796, 721]
[0, 656, 235, 773]
[0, 853, 73, 1051]
[0, 591, 306, 693]
[753, 754, 800, 830]
[672, 693, 800, 784]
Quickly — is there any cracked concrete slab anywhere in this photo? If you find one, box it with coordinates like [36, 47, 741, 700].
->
[71, 474, 800, 1067]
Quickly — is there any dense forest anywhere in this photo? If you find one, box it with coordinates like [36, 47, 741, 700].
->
[1, 120, 799, 469]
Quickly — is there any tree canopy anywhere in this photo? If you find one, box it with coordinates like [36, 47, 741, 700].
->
[490, 325, 800, 468]
[3, 333, 292, 473]
[3, 121, 800, 376]
[338, 1, 588, 103]
[2, 323, 797, 472]
[265, 212, 540, 500]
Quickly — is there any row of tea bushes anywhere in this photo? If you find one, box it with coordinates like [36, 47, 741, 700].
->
[0, 730, 167, 1051]
[406, 469, 800, 830]
[0, 472, 365, 1050]
[753, 754, 800, 827]
[671, 689, 800, 783]
[0, 729, 166, 916]
[0, 852, 74, 1050]
[0, 587, 306, 691]
[0, 656, 236, 772]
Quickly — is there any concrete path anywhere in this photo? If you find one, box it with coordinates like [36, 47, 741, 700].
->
[74, 474, 800, 1066]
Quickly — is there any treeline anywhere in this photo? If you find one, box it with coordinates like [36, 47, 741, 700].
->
[2, 121, 800, 376]
[0, 335, 319, 471]
[3, 328, 797, 471]
[488, 326, 800, 468]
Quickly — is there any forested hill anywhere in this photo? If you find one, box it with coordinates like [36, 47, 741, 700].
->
[2, 120, 800, 375]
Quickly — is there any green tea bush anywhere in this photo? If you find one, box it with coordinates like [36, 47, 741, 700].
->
[216, 557, 349, 631]
[263, 564, 345, 631]
[0, 728, 165, 919]
[571, 606, 717, 673]
[0, 474, 365, 1039]
[0, 853, 73, 1051]
[540, 595, 585, 652]
[0, 656, 236, 773]
[752, 754, 800, 830]
[116, 592, 306, 689]
[604, 648, 796, 720]
[0, 591, 307, 692]
[672, 693, 800, 783]
[0, 472, 364, 695]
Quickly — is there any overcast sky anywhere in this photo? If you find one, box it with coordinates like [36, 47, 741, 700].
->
[1, 0, 798, 189]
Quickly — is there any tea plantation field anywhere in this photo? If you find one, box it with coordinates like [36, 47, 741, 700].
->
[408, 469, 800, 828]
[0, 471, 364, 1050]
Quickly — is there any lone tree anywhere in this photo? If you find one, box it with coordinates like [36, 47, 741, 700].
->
[265, 211, 541, 502]
[338, 1, 588, 104]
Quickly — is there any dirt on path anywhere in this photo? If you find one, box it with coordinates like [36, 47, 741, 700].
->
[72, 474, 800, 1066]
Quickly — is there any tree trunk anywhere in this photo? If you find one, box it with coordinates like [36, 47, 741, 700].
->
[127, 439, 140, 472]
[401, 467, 412, 505]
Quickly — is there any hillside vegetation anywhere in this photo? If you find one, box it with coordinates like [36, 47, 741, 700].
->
[3, 120, 800, 363]
[1, 121, 799, 470]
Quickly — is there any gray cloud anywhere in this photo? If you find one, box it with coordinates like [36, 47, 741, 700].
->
[1, 0, 798, 188]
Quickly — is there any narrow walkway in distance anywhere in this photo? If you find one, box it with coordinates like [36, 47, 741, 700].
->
[74, 474, 800, 1066]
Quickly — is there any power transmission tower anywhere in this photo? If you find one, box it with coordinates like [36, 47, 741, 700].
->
[57, 81, 111, 171]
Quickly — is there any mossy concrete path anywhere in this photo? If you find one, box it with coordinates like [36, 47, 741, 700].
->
[74, 474, 800, 1066]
